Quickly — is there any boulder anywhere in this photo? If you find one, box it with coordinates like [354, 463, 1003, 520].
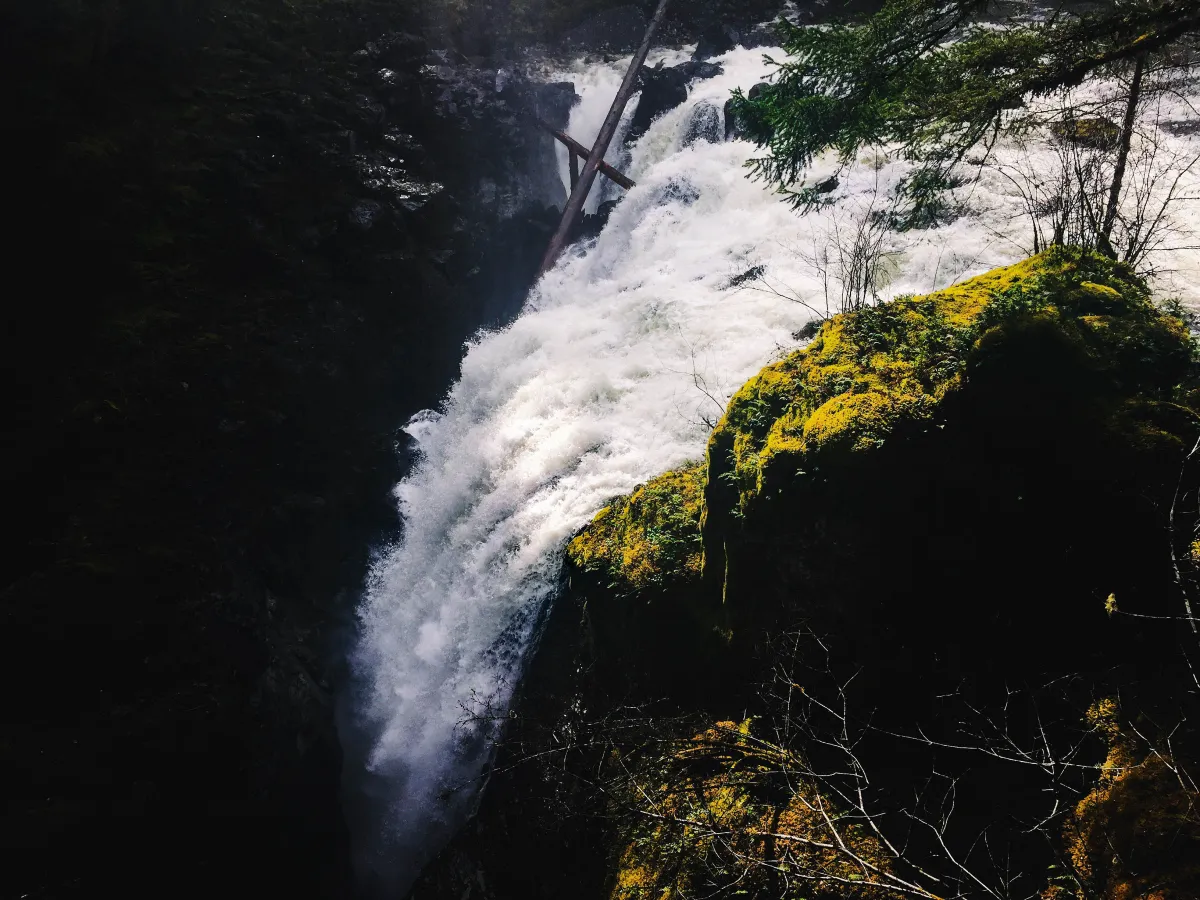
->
[693, 22, 739, 60]
[576, 199, 621, 242]
[675, 59, 724, 82]
[1050, 116, 1121, 151]
[682, 101, 723, 147]
[741, 21, 781, 49]
[658, 176, 701, 206]
[724, 81, 769, 141]
[532, 80, 579, 130]
[814, 174, 839, 195]
[627, 64, 689, 142]
[1163, 119, 1200, 137]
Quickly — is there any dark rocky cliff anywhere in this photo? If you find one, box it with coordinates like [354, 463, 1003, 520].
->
[1, 2, 577, 896]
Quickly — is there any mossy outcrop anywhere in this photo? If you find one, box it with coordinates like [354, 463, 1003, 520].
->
[1046, 700, 1200, 900]
[697, 248, 1196, 637]
[570, 249, 1196, 635]
[609, 720, 902, 900]
[706, 248, 1188, 520]
[568, 463, 706, 594]
[564, 462, 735, 705]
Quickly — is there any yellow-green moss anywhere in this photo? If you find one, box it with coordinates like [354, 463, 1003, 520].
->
[567, 464, 706, 593]
[709, 247, 1188, 513]
[1050, 116, 1121, 150]
[569, 249, 1192, 596]
[1046, 701, 1200, 900]
[609, 720, 902, 900]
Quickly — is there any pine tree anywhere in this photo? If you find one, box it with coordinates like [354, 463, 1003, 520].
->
[735, 0, 1200, 237]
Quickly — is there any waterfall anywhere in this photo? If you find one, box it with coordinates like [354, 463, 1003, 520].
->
[347, 43, 1200, 892]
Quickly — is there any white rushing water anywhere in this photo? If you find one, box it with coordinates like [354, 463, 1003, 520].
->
[351, 44, 1200, 888]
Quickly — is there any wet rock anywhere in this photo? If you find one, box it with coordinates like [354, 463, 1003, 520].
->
[1051, 116, 1120, 151]
[675, 59, 724, 82]
[577, 199, 621, 241]
[348, 199, 384, 230]
[720, 98, 739, 141]
[724, 81, 770, 141]
[532, 80, 579, 127]
[658, 176, 700, 206]
[1162, 119, 1200, 137]
[723, 98, 740, 140]
[815, 174, 839, 194]
[682, 101, 722, 147]
[694, 22, 739, 60]
[741, 21, 781, 49]
[561, 4, 647, 53]
[727, 264, 765, 288]
[628, 64, 689, 142]
[416, 59, 571, 211]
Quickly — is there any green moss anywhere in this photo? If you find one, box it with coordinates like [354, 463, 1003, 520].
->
[708, 247, 1191, 514]
[569, 249, 1193, 605]
[567, 464, 706, 593]
[1048, 702, 1200, 900]
[1050, 116, 1121, 151]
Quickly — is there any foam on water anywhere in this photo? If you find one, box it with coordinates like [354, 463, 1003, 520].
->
[350, 45, 1200, 888]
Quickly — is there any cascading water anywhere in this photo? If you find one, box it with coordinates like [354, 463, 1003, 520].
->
[348, 43, 1200, 891]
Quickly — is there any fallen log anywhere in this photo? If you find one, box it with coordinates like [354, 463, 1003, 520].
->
[534, 118, 635, 191]
[539, 0, 671, 275]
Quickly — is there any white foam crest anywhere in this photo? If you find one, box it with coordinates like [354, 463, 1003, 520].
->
[353, 44, 1200, 887]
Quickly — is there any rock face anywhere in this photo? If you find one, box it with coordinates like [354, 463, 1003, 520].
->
[699, 251, 1193, 622]
[2, 3, 577, 896]
[740, 20, 782, 48]
[675, 58, 725, 81]
[668, 0, 787, 41]
[416, 56, 575, 216]
[694, 22, 740, 59]
[576, 198, 622, 241]
[561, 4, 649, 52]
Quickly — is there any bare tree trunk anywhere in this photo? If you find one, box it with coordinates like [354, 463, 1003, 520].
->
[1100, 54, 1146, 257]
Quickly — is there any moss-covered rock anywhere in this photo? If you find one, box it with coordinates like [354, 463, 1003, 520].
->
[1048, 700, 1200, 900]
[569, 250, 1196, 643]
[609, 720, 902, 900]
[707, 248, 1189, 518]
[483, 250, 1200, 900]
[567, 463, 706, 594]
[564, 463, 735, 705]
[1050, 116, 1121, 151]
[698, 248, 1194, 614]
